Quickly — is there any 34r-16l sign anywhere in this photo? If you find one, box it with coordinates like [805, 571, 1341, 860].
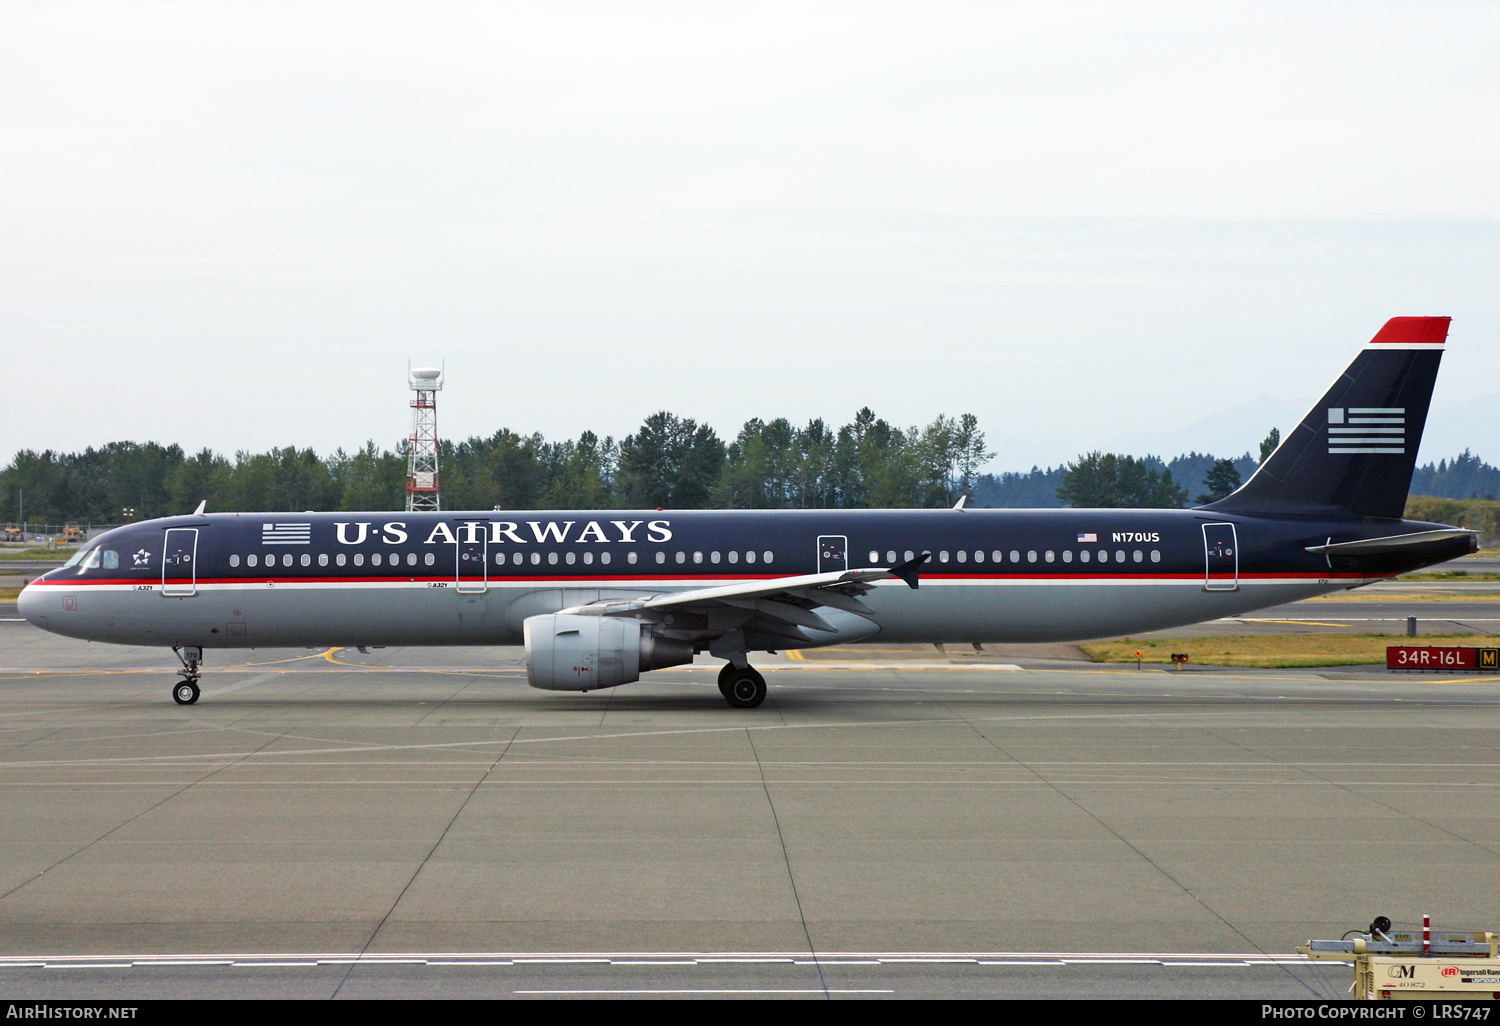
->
[1388, 646, 1500, 671]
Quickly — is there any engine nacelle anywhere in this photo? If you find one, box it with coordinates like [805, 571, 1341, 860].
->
[523, 614, 694, 691]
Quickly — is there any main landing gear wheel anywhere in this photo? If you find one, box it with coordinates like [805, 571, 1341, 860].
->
[719, 665, 766, 709]
[173, 680, 200, 705]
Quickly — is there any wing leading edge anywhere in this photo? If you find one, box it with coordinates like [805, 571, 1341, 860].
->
[557, 553, 931, 644]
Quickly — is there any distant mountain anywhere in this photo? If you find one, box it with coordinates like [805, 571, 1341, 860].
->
[1418, 393, 1500, 466]
[1103, 394, 1307, 465]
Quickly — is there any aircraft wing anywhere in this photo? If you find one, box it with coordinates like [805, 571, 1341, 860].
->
[558, 553, 929, 640]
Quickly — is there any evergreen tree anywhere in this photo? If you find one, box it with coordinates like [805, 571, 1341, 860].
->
[1196, 458, 1241, 504]
[617, 412, 725, 509]
[1057, 452, 1188, 508]
[1259, 427, 1281, 464]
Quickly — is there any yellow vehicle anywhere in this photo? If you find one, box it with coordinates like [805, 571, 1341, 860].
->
[2, 524, 21, 542]
[58, 523, 84, 545]
[1302, 917, 1500, 1000]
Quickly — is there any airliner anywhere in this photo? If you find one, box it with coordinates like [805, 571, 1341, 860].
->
[17, 317, 1476, 708]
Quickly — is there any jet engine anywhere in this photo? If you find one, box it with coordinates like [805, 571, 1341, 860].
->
[524, 614, 694, 691]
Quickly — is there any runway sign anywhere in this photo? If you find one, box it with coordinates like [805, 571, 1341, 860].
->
[1388, 646, 1500, 671]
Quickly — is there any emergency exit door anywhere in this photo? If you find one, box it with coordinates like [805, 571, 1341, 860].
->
[1202, 523, 1239, 591]
[162, 528, 198, 597]
[817, 535, 848, 573]
[456, 529, 488, 594]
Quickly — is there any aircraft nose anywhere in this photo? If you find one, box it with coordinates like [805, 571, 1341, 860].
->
[16, 581, 46, 629]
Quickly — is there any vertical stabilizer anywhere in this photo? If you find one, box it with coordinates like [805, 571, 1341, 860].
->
[1203, 317, 1448, 519]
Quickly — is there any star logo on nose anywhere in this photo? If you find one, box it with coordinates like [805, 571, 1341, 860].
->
[132, 549, 150, 567]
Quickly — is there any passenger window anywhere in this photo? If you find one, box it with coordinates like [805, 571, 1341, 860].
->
[318, 553, 328, 567]
[547, 552, 558, 565]
[746, 551, 757, 564]
[1115, 550, 1125, 562]
[229, 554, 240, 568]
[729, 551, 739, 564]
[869, 551, 880, 564]
[583, 552, 593, 565]
[939, 551, 950, 563]
[1151, 549, 1161, 563]
[974, 551, 984, 563]
[408, 553, 417, 567]
[1133, 550, 1143, 563]
[1062, 550, 1073, 563]
[494, 553, 503, 566]
[353, 553, 364, 566]
[711, 551, 721, 564]
[675, 551, 686, 564]
[903, 550, 914, 562]
[763, 550, 773, 564]
[531, 552, 541, 565]
[1027, 550, 1037, 563]
[426, 552, 436, 566]
[693, 551, 703, 564]
[956, 550, 967, 563]
[1079, 550, 1090, 563]
[301, 553, 311, 567]
[656, 552, 666, 564]
[371, 553, 382, 567]
[991, 550, 1002, 562]
[1010, 550, 1020, 563]
[1097, 548, 1107, 562]
[886, 550, 897, 564]
[283, 554, 294, 567]
[601, 551, 612, 565]
[513, 553, 522, 565]
[565, 551, 576, 565]
[1045, 550, 1055, 562]
[336, 553, 345, 567]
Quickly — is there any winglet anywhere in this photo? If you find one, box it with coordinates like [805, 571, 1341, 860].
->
[192, 500, 207, 516]
[889, 551, 931, 590]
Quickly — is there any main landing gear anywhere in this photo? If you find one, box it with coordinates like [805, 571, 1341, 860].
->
[172, 645, 202, 705]
[717, 663, 766, 709]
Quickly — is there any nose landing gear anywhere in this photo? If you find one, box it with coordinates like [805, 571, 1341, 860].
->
[717, 663, 767, 708]
[171, 645, 202, 705]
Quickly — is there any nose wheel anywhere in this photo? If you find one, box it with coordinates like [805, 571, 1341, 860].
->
[717, 664, 767, 709]
[171, 645, 203, 705]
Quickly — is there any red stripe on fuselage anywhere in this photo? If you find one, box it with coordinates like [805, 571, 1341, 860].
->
[31, 570, 1379, 587]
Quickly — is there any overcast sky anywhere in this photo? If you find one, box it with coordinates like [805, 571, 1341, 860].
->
[3, 1, 1497, 472]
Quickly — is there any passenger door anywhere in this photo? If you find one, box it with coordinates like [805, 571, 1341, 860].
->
[1202, 523, 1239, 592]
[162, 528, 198, 597]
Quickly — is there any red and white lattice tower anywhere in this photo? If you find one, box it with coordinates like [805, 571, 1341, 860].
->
[406, 365, 443, 512]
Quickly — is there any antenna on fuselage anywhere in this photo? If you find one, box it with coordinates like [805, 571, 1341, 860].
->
[192, 500, 206, 516]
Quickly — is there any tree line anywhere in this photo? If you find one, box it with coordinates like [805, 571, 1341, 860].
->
[2, 413, 1492, 527]
[0, 409, 993, 524]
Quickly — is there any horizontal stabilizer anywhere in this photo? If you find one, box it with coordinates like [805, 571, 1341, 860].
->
[1304, 528, 1478, 556]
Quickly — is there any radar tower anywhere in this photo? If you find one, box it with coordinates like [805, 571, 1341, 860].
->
[406, 364, 443, 512]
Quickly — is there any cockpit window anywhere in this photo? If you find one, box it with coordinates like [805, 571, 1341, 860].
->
[64, 547, 92, 568]
[102, 550, 119, 570]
